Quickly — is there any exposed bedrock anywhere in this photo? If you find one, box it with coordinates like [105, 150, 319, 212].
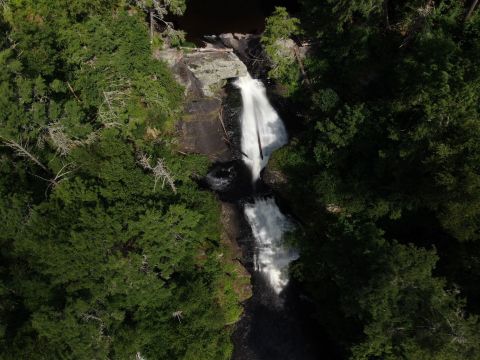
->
[155, 47, 248, 162]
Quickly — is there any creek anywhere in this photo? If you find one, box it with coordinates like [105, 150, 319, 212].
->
[203, 73, 323, 359]
[173, 2, 328, 357]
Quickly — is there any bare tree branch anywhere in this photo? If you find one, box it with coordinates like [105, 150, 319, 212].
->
[136, 352, 147, 360]
[47, 123, 100, 156]
[33, 162, 75, 197]
[136, 152, 177, 193]
[399, 0, 435, 48]
[2, 138, 48, 171]
[97, 80, 131, 125]
[67, 82, 82, 103]
[172, 310, 183, 322]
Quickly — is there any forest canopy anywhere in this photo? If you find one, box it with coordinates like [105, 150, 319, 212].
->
[266, 0, 480, 359]
[0, 1, 242, 359]
[1, 0, 480, 359]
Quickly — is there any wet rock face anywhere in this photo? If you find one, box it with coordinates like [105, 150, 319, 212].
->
[177, 97, 232, 161]
[221, 80, 244, 160]
[220, 202, 253, 303]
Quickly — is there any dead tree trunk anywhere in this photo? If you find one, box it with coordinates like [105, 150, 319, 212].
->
[149, 9, 154, 43]
[136, 153, 177, 193]
[465, 0, 479, 21]
[383, 0, 391, 29]
[3, 139, 48, 171]
[180, 47, 233, 53]
[400, 0, 434, 48]
[293, 46, 311, 86]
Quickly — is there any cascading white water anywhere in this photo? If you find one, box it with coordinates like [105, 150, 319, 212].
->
[236, 74, 297, 294]
[235, 75, 288, 181]
[244, 198, 298, 294]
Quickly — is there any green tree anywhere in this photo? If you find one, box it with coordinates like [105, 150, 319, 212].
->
[261, 6, 301, 92]
[0, 1, 242, 359]
[272, 1, 480, 358]
[294, 216, 480, 359]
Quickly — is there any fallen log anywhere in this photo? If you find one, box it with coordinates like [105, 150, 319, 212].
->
[180, 47, 234, 53]
[465, 0, 479, 21]
[256, 123, 264, 160]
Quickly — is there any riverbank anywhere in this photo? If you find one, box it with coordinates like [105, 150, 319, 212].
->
[156, 33, 325, 360]
[155, 45, 254, 325]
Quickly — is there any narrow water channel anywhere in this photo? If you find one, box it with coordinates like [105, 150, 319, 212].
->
[174, 2, 327, 357]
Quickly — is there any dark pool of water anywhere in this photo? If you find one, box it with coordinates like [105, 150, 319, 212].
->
[171, 0, 300, 44]
[231, 262, 326, 360]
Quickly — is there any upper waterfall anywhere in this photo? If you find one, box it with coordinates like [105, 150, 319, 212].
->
[235, 75, 288, 181]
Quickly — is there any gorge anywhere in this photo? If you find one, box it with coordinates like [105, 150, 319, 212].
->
[158, 7, 324, 352]
[3, 2, 480, 359]
[201, 68, 321, 359]
[228, 72, 319, 360]
[154, 2, 327, 356]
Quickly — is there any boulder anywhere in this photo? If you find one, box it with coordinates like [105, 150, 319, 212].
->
[184, 51, 248, 97]
[274, 38, 297, 60]
[218, 33, 256, 60]
[155, 48, 248, 98]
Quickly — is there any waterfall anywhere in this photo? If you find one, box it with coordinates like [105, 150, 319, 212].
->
[244, 198, 298, 294]
[235, 75, 288, 181]
[236, 74, 297, 294]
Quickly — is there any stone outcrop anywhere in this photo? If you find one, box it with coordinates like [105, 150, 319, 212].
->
[155, 48, 247, 98]
[184, 51, 247, 97]
[155, 47, 248, 161]
[274, 38, 297, 59]
[155, 46, 253, 306]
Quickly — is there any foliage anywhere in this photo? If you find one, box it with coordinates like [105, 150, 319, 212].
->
[293, 214, 480, 360]
[0, 1, 240, 359]
[261, 7, 301, 92]
[290, 0, 480, 240]
[133, 0, 187, 47]
[273, 1, 480, 359]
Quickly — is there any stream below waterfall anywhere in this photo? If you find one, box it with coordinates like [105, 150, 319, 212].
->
[170, 0, 301, 44]
[204, 75, 324, 359]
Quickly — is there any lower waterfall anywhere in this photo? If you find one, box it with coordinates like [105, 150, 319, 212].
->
[244, 198, 298, 294]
